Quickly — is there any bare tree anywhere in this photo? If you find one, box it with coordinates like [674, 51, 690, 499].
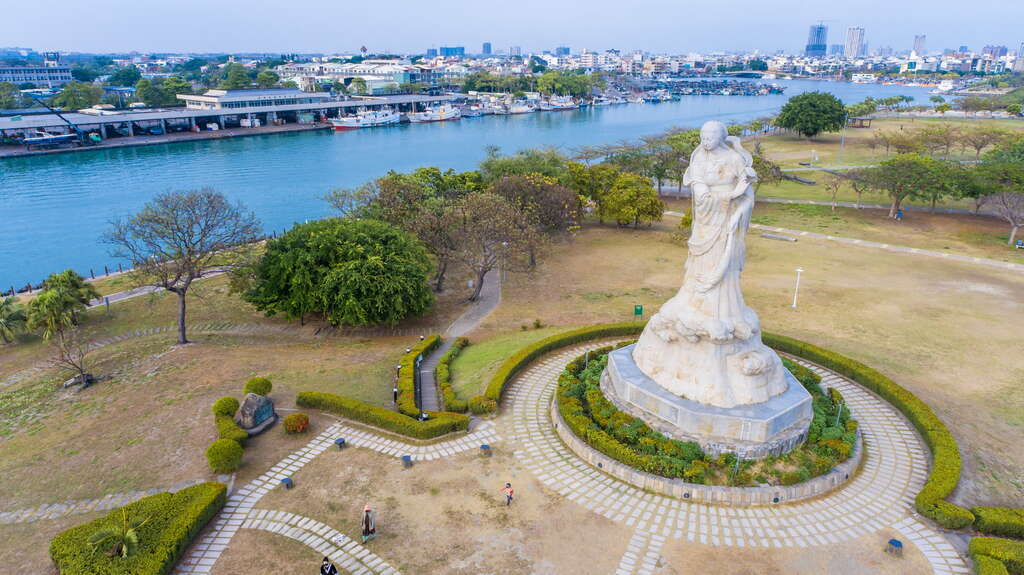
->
[988, 191, 1024, 246]
[451, 193, 537, 301]
[846, 168, 872, 209]
[105, 189, 261, 344]
[960, 126, 1008, 160]
[51, 328, 93, 387]
[823, 174, 844, 211]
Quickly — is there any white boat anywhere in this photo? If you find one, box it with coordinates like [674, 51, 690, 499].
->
[508, 102, 535, 114]
[627, 95, 645, 104]
[330, 108, 400, 130]
[407, 104, 461, 123]
[539, 96, 579, 111]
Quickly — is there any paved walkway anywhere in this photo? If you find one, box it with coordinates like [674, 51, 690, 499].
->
[503, 342, 969, 574]
[0, 478, 207, 524]
[665, 210, 1023, 273]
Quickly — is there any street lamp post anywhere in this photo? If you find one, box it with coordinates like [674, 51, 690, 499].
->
[791, 268, 804, 309]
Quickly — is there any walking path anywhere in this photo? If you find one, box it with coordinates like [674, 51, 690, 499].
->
[417, 267, 503, 411]
[665, 210, 1023, 273]
[504, 342, 968, 574]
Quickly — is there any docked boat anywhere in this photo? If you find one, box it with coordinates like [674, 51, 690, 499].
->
[330, 108, 400, 130]
[508, 102, 535, 114]
[539, 96, 579, 111]
[407, 104, 461, 123]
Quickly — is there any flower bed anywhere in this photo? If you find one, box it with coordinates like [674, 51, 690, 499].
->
[557, 346, 857, 486]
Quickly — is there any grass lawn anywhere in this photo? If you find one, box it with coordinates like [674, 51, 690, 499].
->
[449, 327, 563, 399]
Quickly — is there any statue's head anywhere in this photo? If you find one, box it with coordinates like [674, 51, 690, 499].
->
[699, 121, 728, 151]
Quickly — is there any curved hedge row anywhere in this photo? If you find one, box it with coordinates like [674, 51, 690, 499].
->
[397, 335, 442, 417]
[436, 337, 469, 413]
[296, 391, 468, 440]
[973, 507, 1024, 540]
[482, 321, 646, 404]
[760, 332, 974, 529]
[50, 482, 226, 575]
[970, 537, 1024, 575]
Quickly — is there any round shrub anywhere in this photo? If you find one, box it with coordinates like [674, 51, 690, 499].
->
[206, 439, 244, 473]
[244, 377, 272, 396]
[212, 396, 240, 417]
[283, 413, 310, 434]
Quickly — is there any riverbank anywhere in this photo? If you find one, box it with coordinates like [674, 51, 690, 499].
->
[0, 122, 331, 159]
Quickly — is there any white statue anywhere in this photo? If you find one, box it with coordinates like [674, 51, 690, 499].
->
[632, 120, 789, 408]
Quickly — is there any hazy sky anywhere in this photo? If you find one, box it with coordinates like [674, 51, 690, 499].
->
[3, 0, 1021, 55]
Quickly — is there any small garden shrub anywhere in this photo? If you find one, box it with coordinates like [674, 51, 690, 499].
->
[50, 482, 225, 575]
[973, 507, 1024, 539]
[556, 346, 856, 486]
[468, 395, 497, 415]
[974, 555, 1011, 575]
[215, 415, 248, 446]
[283, 413, 310, 434]
[243, 376, 273, 396]
[297, 391, 468, 440]
[397, 335, 442, 417]
[970, 537, 1024, 575]
[437, 337, 469, 413]
[211, 396, 239, 417]
[206, 439, 244, 473]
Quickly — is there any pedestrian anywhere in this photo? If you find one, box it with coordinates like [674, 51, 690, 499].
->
[502, 482, 514, 506]
[895, 208, 903, 221]
[320, 557, 338, 575]
[361, 505, 376, 543]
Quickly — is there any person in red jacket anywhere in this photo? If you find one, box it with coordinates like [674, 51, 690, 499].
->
[501, 482, 514, 506]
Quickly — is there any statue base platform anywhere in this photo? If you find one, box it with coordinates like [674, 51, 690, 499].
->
[601, 345, 813, 459]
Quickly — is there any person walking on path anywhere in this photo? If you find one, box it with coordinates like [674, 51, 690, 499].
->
[361, 505, 377, 543]
[321, 557, 339, 575]
[502, 482, 514, 506]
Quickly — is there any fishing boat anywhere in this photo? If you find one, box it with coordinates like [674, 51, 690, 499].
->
[407, 104, 461, 123]
[330, 108, 400, 130]
[539, 96, 579, 111]
[508, 102, 535, 114]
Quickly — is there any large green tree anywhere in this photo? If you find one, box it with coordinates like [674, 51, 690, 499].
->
[244, 218, 433, 325]
[479, 148, 569, 185]
[0, 82, 21, 109]
[107, 66, 142, 87]
[775, 91, 847, 139]
[0, 296, 26, 344]
[219, 64, 252, 90]
[51, 82, 104, 110]
[865, 154, 946, 218]
[256, 70, 280, 88]
[603, 172, 665, 228]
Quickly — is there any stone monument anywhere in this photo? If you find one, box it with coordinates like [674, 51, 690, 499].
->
[235, 392, 278, 436]
[602, 120, 812, 459]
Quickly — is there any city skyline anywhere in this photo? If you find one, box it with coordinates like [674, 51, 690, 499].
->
[2, 0, 1021, 55]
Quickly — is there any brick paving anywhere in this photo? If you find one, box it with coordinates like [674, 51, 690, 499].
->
[503, 342, 971, 574]
[0, 479, 205, 524]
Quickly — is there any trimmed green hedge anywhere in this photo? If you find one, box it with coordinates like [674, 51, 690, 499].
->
[206, 439, 243, 473]
[397, 335, 442, 417]
[297, 391, 468, 440]
[970, 537, 1024, 575]
[243, 376, 272, 396]
[215, 415, 248, 446]
[211, 396, 239, 417]
[974, 555, 1012, 575]
[761, 332, 974, 529]
[436, 337, 469, 412]
[482, 321, 646, 404]
[974, 508, 1024, 539]
[50, 482, 225, 575]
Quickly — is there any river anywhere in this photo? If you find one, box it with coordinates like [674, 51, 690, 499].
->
[0, 79, 935, 288]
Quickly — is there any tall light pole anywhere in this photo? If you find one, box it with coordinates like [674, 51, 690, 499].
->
[791, 268, 804, 309]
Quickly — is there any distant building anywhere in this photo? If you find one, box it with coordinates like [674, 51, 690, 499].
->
[805, 23, 828, 58]
[510, 46, 522, 57]
[983, 45, 1008, 57]
[555, 46, 570, 56]
[1018, 42, 1024, 57]
[0, 65, 73, 87]
[913, 34, 927, 55]
[959, 45, 970, 54]
[482, 42, 492, 56]
[829, 44, 844, 56]
[177, 88, 331, 111]
[439, 46, 465, 58]
[425, 48, 438, 58]
[845, 27, 866, 58]
[43, 52, 61, 68]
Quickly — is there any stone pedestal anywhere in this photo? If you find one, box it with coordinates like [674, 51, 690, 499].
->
[602, 345, 812, 459]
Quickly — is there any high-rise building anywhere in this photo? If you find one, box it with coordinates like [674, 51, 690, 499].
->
[805, 23, 828, 58]
[913, 35, 927, 55]
[510, 46, 522, 57]
[425, 48, 438, 58]
[829, 44, 844, 56]
[983, 45, 1008, 57]
[1018, 42, 1024, 57]
[845, 27, 866, 58]
[555, 46, 570, 56]
[439, 46, 465, 58]
[959, 45, 970, 54]
[482, 42, 492, 56]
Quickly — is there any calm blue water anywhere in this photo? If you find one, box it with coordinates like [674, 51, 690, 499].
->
[0, 79, 934, 288]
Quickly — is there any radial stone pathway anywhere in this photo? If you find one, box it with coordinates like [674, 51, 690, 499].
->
[502, 342, 970, 575]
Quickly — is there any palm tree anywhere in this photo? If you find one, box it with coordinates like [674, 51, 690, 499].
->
[0, 296, 26, 344]
[88, 509, 148, 558]
[26, 289, 77, 341]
